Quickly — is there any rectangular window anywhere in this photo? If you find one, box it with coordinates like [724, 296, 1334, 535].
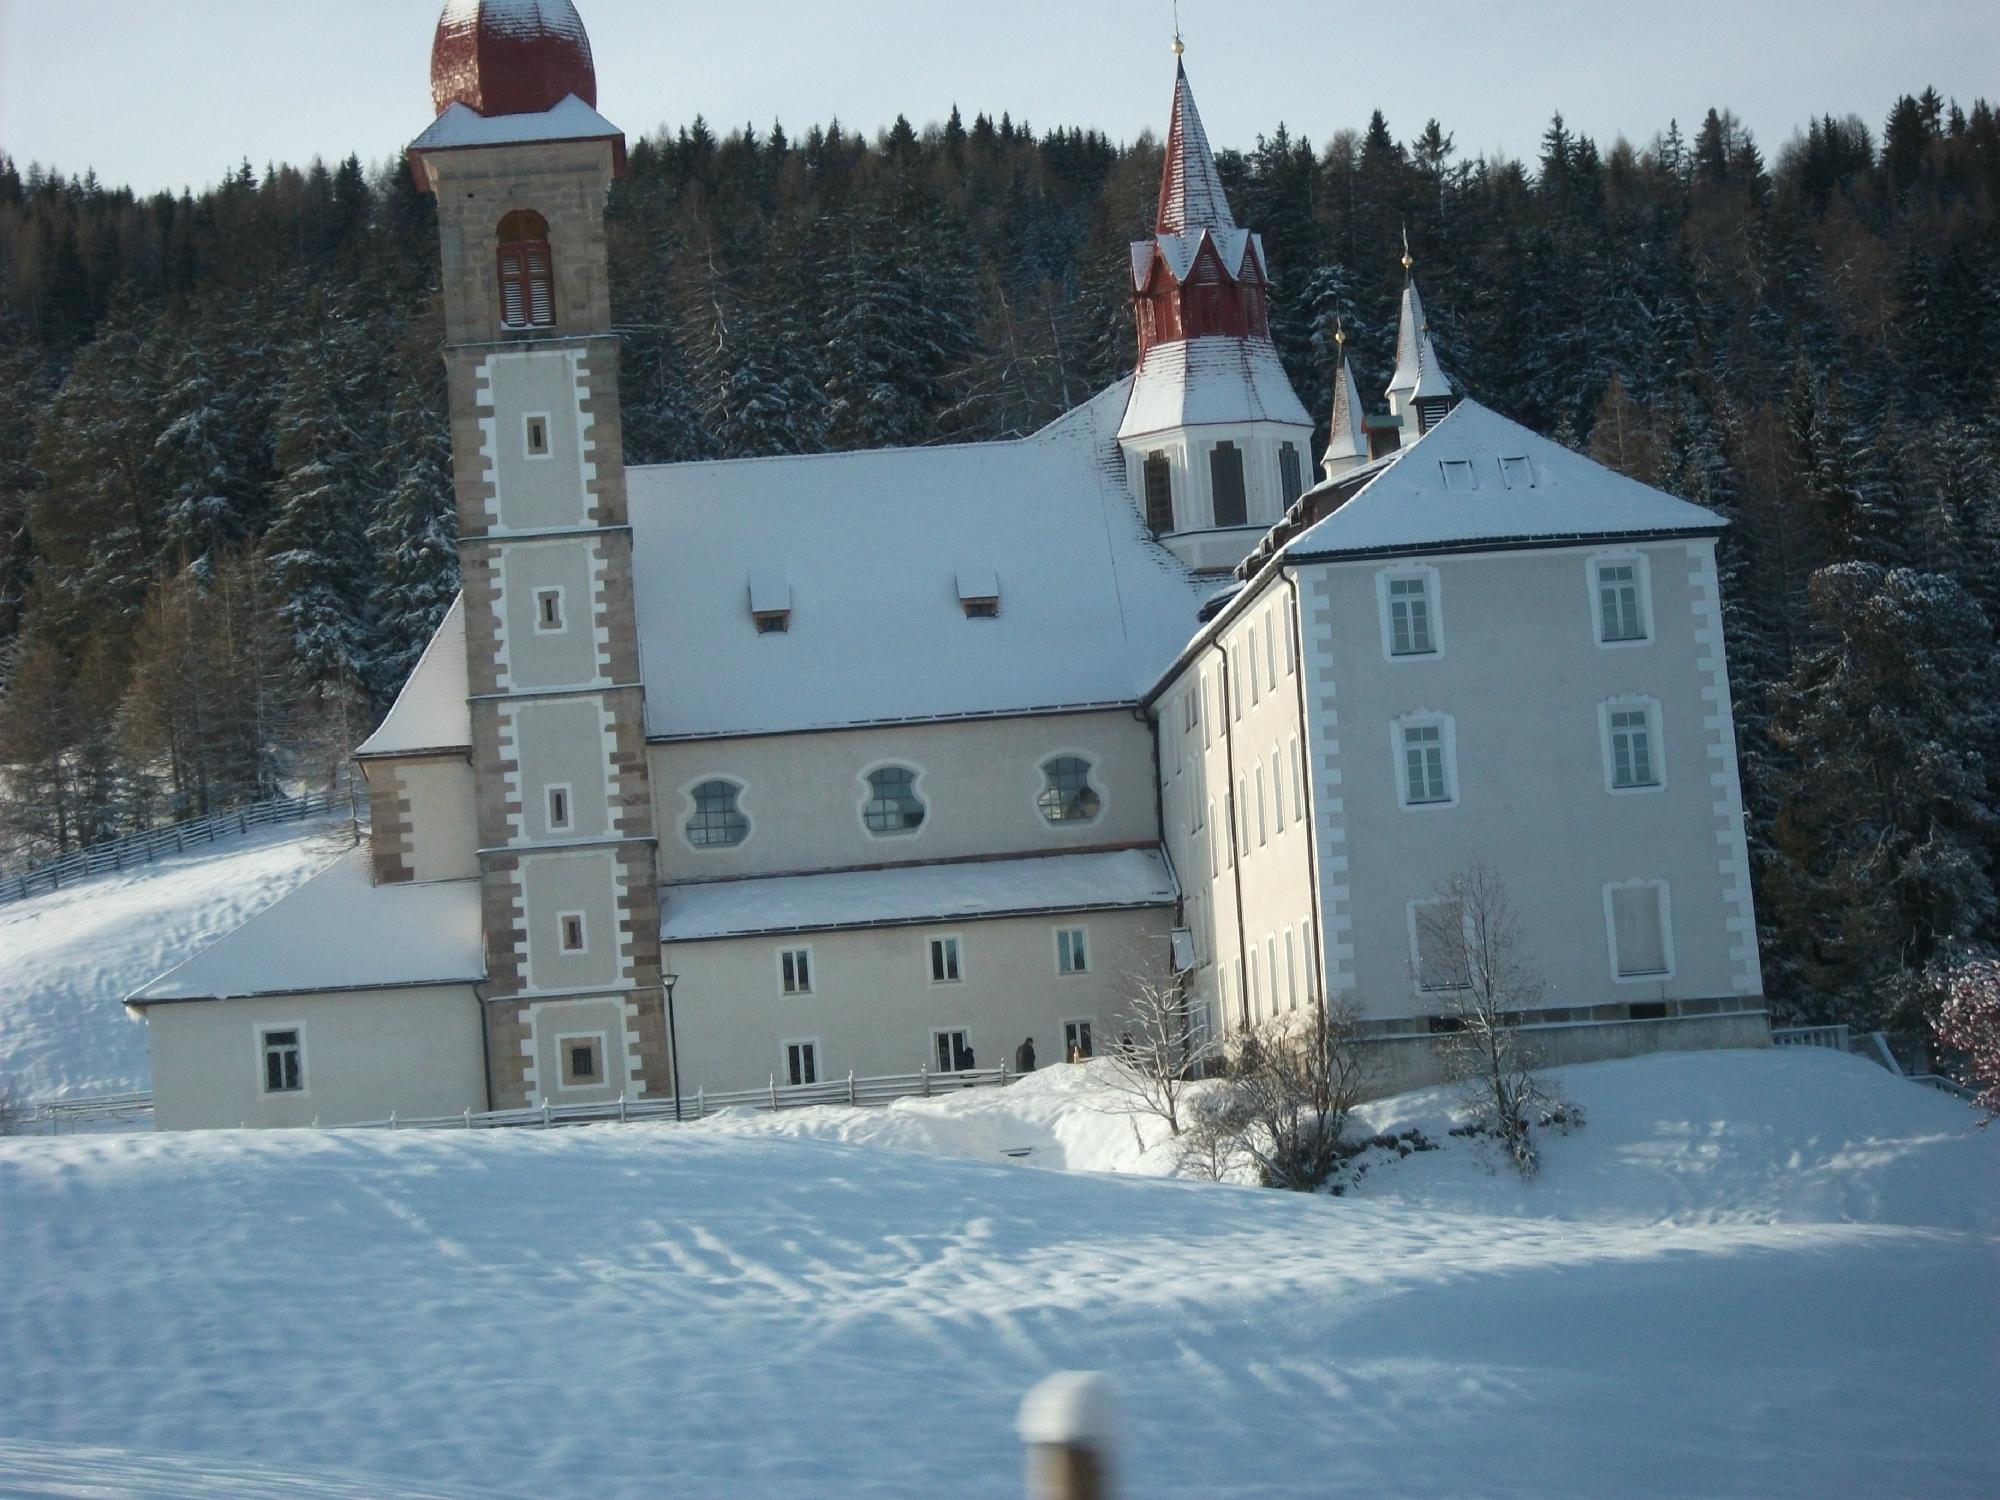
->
[1290, 737, 1304, 813]
[1223, 792, 1235, 868]
[1498, 454, 1534, 489]
[1401, 724, 1450, 805]
[1143, 451, 1175, 533]
[1412, 899, 1469, 991]
[1210, 441, 1247, 526]
[1238, 780, 1250, 855]
[1387, 576, 1436, 655]
[1279, 442, 1304, 505]
[1284, 927, 1299, 1011]
[1255, 766, 1268, 846]
[535, 587, 564, 634]
[1232, 649, 1245, 721]
[1597, 562, 1647, 643]
[784, 1039, 819, 1086]
[780, 947, 813, 995]
[933, 1029, 973, 1072]
[1439, 458, 1478, 492]
[1269, 749, 1284, 832]
[1247, 947, 1261, 1015]
[1062, 1019, 1094, 1062]
[1609, 708, 1657, 788]
[260, 1028, 303, 1094]
[524, 413, 551, 457]
[559, 912, 586, 952]
[1610, 885, 1671, 977]
[546, 784, 571, 833]
[929, 935, 962, 984]
[1282, 610, 1296, 675]
[1055, 928, 1088, 975]
[1265, 935, 1278, 1010]
[559, 1036, 603, 1087]
[1264, 610, 1279, 688]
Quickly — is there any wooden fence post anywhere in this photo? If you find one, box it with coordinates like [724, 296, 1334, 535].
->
[1018, 1371, 1116, 1500]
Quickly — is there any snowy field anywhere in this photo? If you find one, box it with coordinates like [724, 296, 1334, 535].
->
[1, 1048, 1993, 1498]
[0, 819, 354, 1099]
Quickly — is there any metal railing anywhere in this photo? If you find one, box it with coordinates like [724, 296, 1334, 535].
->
[0, 790, 356, 907]
[1770, 1024, 1852, 1051]
[1, 1090, 154, 1134]
[348, 1064, 1014, 1131]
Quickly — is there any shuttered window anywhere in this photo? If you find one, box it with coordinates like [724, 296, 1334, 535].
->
[496, 210, 555, 330]
[1611, 885, 1669, 976]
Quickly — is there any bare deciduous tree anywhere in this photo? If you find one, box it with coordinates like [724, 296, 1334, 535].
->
[1216, 998, 1369, 1191]
[1100, 945, 1217, 1138]
[1416, 858, 1570, 1177]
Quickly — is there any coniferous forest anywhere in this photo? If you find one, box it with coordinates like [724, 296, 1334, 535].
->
[1, 93, 1997, 1045]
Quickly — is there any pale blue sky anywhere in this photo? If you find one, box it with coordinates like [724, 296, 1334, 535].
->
[2, 1, 1994, 195]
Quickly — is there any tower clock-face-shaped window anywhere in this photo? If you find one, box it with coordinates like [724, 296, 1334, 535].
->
[496, 210, 555, 330]
[1037, 756, 1102, 824]
[686, 779, 749, 847]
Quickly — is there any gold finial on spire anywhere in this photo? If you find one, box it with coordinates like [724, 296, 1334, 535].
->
[1172, 0, 1185, 54]
[1401, 223, 1414, 274]
[1334, 315, 1347, 349]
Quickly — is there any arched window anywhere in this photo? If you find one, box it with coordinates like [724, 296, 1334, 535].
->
[685, 780, 748, 847]
[496, 210, 555, 329]
[1038, 756, 1102, 824]
[1210, 441, 1247, 527]
[862, 766, 926, 836]
[1143, 451, 1174, 534]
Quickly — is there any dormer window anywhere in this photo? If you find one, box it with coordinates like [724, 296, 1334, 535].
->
[956, 565, 1000, 620]
[496, 210, 554, 329]
[749, 571, 791, 634]
[1498, 455, 1535, 489]
[1439, 459, 1478, 493]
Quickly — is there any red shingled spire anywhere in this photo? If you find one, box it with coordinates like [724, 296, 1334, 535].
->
[430, 0, 597, 119]
[1154, 62, 1237, 235]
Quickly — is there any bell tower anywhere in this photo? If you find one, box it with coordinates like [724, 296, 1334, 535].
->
[1115, 48, 1313, 572]
[410, 0, 672, 1110]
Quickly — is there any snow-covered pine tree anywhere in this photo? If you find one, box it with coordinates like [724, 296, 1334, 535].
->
[365, 367, 459, 708]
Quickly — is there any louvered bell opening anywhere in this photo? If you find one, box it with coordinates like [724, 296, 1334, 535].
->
[526, 249, 554, 327]
[499, 251, 527, 328]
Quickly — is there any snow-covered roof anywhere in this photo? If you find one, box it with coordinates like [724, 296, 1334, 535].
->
[1141, 227, 1263, 289]
[356, 597, 470, 758]
[660, 847, 1178, 943]
[1323, 351, 1368, 469]
[1155, 62, 1235, 234]
[1116, 336, 1312, 442]
[1387, 280, 1453, 402]
[1287, 400, 1724, 560]
[127, 850, 484, 1004]
[630, 382, 1218, 739]
[410, 95, 620, 153]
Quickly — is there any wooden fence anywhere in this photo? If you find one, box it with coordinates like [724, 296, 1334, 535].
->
[0, 790, 356, 907]
[1, 1091, 154, 1134]
[348, 1064, 1014, 1131]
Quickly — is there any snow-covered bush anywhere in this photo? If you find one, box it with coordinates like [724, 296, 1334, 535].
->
[1191, 1000, 1368, 1192]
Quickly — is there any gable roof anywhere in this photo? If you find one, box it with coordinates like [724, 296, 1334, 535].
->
[356, 597, 470, 759]
[629, 381, 1220, 740]
[1286, 400, 1723, 561]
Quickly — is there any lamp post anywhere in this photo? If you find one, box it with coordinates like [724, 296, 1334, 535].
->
[664, 972, 683, 1121]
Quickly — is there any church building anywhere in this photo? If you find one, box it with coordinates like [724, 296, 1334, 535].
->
[127, 1, 1767, 1129]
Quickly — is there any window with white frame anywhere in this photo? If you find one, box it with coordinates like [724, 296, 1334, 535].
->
[1592, 556, 1651, 645]
[1038, 756, 1102, 824]
[1606, 881, 1673, 979]
[1279, 442, 1304, 506]
[1289, 737, 1304, 813]
[779, 946, 813, 996]
[260, 1027, 303, 1094]
[1264, 610, 1279, 687]
[933, 1029, 974, 1072]
[1062, 1019, 1094, 1061]
[1055, 927, 1088, 975]
[1265, 935, 1278, 1011]
[1410, 898, 1470, 991]
[1601, 698, 1664, 792]
[1379, 568, 1440, 657]
[1255, 765, 1268, 846]
[783, 1039, 820, 1086]
[558, 1034, 604, 1087]
[534, 587, 564, 634]
[523, 412, 552, 458]
[685, 779, 749, 847]
[863, 766, 927, 836]
[545, 783, 572, 833]
[928, 935, 963, 985]
[1247, 946, 1261, 1016]
[558, 911, 587, 952]
[1394, 715, 1457, 808]
[1284, 927, 1299, 1011]
[1269, 748, 1285, 832]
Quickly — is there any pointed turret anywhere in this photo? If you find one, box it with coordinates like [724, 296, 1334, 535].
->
[1116, 49, 1311, 571]
[1384, 235, 1455, 439]
[1322, 325, 1369, 481]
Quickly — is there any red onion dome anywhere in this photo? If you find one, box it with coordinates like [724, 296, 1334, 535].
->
[430, 0, 597, 119]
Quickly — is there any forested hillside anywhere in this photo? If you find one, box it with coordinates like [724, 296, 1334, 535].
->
[1, 92, 1996, 1039]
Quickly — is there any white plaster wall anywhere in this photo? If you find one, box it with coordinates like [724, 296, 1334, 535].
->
[1298, 539, 1756, 1022]
[665, 907, 1172, 1094]
[651, 711, 1158, 881]
[508, 697, 615, 843]
[477, 347, 595, 533]
[400, 757, 479, 882]
[521, 849, 626, 993]
[498, 537, 606, 689]
[147, 987, 485, 1130]
[520, 994, 639, 1105]
[1154, 575, 1318, 1038]
[1120, 420, 1312, 535]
